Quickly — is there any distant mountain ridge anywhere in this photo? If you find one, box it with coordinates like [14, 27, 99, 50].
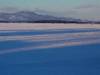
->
[0, 11, 99, 23]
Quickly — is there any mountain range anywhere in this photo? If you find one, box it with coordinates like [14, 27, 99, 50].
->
[0, 11, 99, 23]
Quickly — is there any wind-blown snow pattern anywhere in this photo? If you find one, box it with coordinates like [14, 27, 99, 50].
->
[0, 24, 100, 75]
[0, 28, 100, 54]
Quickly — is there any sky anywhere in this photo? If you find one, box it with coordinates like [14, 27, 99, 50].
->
[0, 0, 99, 20]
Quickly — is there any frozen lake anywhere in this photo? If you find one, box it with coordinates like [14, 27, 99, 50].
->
[0, 23, 100, 75]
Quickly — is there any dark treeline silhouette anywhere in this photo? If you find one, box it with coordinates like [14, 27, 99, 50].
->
[0, 20, 100, 24]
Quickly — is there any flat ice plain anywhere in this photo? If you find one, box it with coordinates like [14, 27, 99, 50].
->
[0, 23, 100, 75]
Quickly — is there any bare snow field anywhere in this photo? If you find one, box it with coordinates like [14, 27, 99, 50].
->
[0, 23, 100, 30]
[0, 23, 100, 75]
[0, 23, 100, 54]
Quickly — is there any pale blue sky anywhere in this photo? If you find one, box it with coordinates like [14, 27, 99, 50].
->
[0, 0, 99, 19]
[0, 0, 98, 11]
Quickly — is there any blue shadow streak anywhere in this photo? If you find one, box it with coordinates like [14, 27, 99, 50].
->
[0, 29, 100, 36]
[0, 44, 100, 75]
